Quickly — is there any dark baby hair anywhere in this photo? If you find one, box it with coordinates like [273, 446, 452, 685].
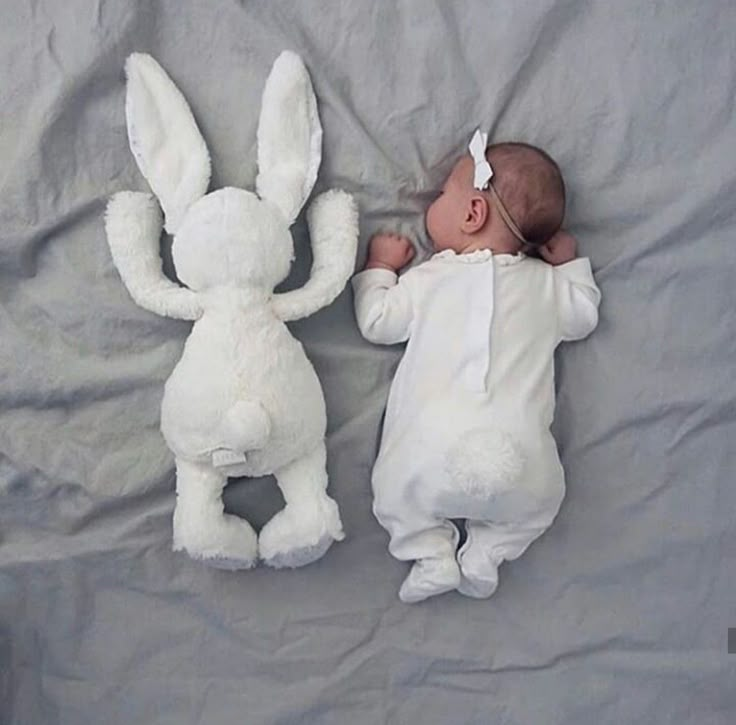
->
[486, 142, 566, 247]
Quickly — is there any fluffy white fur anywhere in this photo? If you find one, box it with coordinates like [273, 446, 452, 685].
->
[105, 51, 358, 570]
[444, 428, 526, 498]
[105, 192, 202, 320]
[125, 53, 211, 234]
[256, 50, 323, 225]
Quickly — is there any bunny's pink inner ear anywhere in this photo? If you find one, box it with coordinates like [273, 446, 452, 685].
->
[125, 53, 211, 233]
[256, 51, 322, 225]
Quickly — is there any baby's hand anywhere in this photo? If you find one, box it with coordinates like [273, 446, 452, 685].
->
[366, 233, 416, 272]
[540, 230, 577, 266]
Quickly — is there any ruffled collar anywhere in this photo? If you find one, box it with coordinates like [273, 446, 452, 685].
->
[432, 248, 526, 266]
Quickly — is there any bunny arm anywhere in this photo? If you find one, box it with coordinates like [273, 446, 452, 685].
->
[271, 190, 358, 322]
[105, 191, 203, 321]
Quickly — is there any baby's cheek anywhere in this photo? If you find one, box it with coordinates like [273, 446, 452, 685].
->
[426, 202, 439, 239]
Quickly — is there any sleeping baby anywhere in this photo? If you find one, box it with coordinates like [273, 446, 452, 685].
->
[352, 131, 601, 603]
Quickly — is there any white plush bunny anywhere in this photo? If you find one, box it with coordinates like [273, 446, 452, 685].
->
[105, 51, 358, 570]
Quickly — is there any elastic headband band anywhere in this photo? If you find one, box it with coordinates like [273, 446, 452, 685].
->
[487, 182, 529, 246]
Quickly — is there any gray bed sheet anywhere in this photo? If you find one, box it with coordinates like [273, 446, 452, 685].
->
[1, 1, 735, 723]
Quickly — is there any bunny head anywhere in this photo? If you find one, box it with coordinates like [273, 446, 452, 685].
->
[124, 51, 322, 291]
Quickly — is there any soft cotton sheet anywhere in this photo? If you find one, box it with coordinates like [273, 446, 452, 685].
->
[1, 1, 735, 723]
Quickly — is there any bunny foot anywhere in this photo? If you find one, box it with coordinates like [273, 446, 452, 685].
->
[258, 495, 343, 568]
[259, 444, 345, 568]
[174, 506, 259, 570]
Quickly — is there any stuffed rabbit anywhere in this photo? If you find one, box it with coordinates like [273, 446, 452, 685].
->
[104, 51, 358, 570]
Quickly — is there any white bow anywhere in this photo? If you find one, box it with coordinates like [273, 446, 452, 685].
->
[469, 128, 493, 190]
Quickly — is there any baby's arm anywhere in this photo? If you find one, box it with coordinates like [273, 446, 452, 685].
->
[544, 231, 601, 341]
[352, 233, 416, 344]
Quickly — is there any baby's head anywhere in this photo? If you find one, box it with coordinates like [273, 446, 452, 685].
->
[426, 142, 566, 255]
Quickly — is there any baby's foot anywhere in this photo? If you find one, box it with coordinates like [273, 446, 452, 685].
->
[398, 556, 461, 604]
[457, 540, 500, 599]
[457, 565, 499, 599]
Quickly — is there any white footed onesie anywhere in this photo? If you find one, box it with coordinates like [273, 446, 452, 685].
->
[353, 249, 600, 602]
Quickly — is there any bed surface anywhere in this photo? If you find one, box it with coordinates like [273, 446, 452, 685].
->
[1, 1, 735, 723]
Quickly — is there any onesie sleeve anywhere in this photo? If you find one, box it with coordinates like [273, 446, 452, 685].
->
[352, 268, 415, 344]
[553, 257, 602, 342]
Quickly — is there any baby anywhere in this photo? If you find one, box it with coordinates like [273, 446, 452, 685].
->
[352, 132, 601, 603]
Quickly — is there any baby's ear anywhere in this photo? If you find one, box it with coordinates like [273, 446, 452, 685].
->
[256, 51, 322, 225]
[462, 194, 489, 233]
[125, 53, 211, 233]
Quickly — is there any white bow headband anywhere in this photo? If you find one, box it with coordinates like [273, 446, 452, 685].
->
[468, 128, 529, 245]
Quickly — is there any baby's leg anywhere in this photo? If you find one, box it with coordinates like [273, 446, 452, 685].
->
[457, 514, 555, 599]
[373, 470, 461, 603]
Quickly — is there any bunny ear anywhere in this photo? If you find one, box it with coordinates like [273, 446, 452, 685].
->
[124, 53, 211, 233]
[256, 51, 322, 225]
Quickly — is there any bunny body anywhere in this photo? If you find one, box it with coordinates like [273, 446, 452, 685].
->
[161, 284, 326, 476]
[160, 187, 325, 475]
[105, 53, 358, 570]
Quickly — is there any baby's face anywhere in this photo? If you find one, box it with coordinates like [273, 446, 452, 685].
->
[425, 156, 475, 252]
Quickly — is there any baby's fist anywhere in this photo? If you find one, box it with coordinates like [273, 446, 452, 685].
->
[366, 233, 416, 272]
[540, 230, 577, 266]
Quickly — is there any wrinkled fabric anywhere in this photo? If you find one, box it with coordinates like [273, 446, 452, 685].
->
[1, 1, 735, 723]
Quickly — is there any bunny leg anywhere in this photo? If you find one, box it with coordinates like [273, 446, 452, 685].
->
[172, 457, 258, 569]
[259, 443, 344, 568]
